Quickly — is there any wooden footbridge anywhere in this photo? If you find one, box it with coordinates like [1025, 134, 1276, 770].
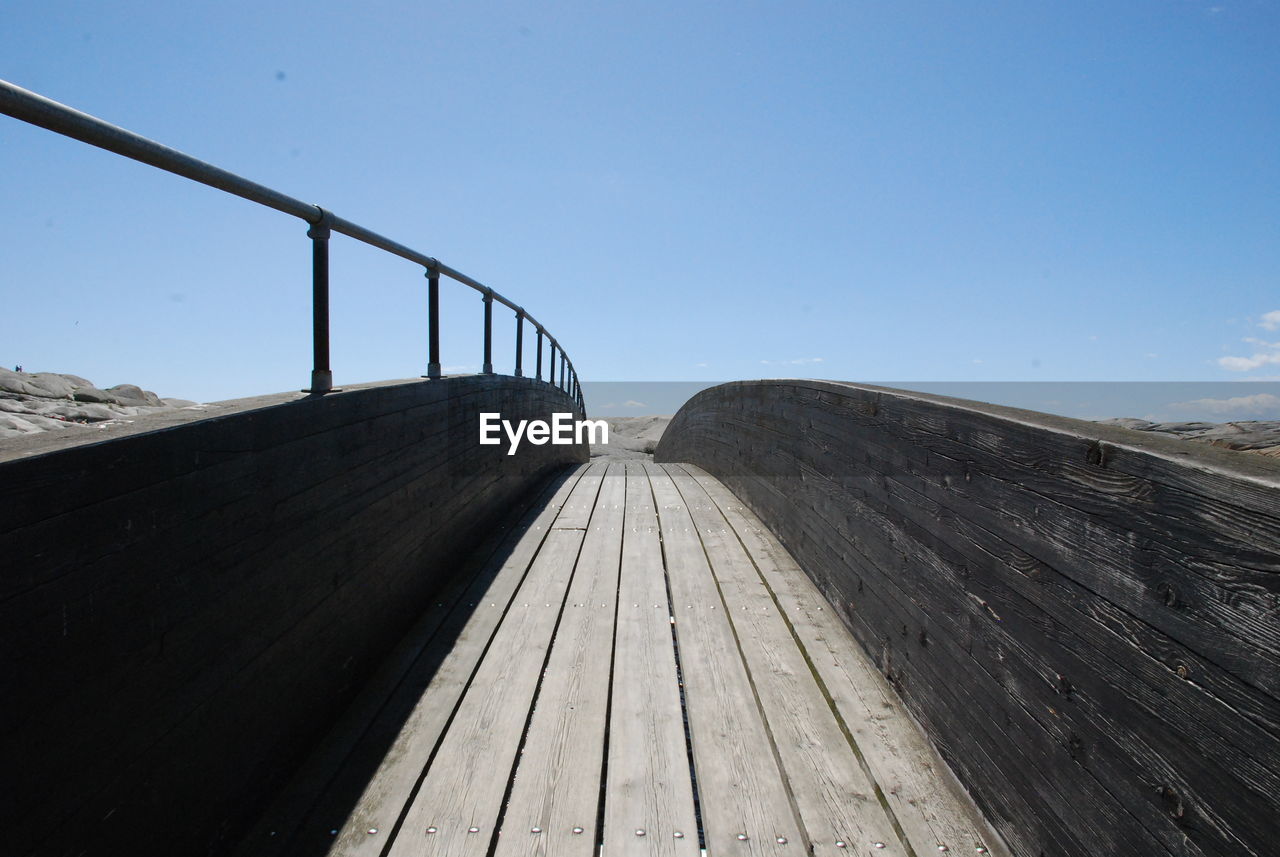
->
[3, 81, 1276, 857]
[238, 461, 1001, 857]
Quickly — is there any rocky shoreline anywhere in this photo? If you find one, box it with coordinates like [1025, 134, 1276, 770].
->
[1096, 417, 1280, 456]
[0, 368, 198, 439]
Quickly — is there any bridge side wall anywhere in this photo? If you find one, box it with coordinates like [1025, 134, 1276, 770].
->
[0, 375, 586, 856]
[655, 380, 1280, 857]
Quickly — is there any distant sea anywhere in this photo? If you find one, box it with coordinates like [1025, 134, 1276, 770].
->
[581, 381, 1280, 424]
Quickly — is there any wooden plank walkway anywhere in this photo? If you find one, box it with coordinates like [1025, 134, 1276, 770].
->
[239, 462, 1009, 857]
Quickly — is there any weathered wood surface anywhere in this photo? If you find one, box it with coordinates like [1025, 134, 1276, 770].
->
[493, 465, 623, 857]
[603, 461, 700, 857]
[676, 464, 1004, 856]
[655, 379, 1280, 857]
[647, 463, 804, 855]
[238, 460, 1008, 857]
[675, 465, 1003, 857]
[666, 464, 905, 854]
[0, 375, 586, 857]
[237, 467, 591, 857]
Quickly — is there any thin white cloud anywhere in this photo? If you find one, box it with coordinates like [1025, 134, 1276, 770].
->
[1218, 353, 1280, 372]
[1170, 393, 1280, 417]
[622, 400, 646, 408]
[1219, 314, 1280, 372]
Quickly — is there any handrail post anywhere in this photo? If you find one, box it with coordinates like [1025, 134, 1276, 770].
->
[560, 352, 567, 392]
[549, 342, 557, 387]
[514, 310, 524, 377]
[482, 289, 494, 374]
[304, 207, 334, 394]
[425, 263, 441, 379]
[536, 329, 543, 380]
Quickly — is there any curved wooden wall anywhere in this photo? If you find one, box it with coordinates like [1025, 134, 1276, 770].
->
[0, 375, 585, 856]
[656, 379, 1280, 857]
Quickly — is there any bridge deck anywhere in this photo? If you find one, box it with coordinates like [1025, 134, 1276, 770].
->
[241, 462, 1006, 857]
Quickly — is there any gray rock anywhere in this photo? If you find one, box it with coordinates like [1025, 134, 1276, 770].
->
[0, 414, 44, 435]
[73, 387, 116, 404]
[1096, 418, 1154, 430]
[25, 373, 79, 399]
[0, 399, 37, 415]
[50, 403, 119, 423]
[0, 369, 51, 398]
[55, 373, 95, 389]
[107, 383, 162, 407]
[0, 371, 196, 442]
[1100, 417, 1280, 454]
[9, 413, 74, 431]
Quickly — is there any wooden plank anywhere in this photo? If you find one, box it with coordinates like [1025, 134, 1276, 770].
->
[602, 461, 700, 856]
[494, 463, 626, 856]
[384, 466, 605, 856]
[232, 468, 577, 856]
[665, 464, 909, 856]
[307, 463, 599, 857]
[644, 462, 802, 856]
[678, 463, 1011, 857]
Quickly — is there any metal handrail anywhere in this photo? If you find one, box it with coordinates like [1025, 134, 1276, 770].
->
[0, 79, 584, 411]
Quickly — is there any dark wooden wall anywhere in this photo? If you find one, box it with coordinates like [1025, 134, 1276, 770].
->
[0, 375, 585, 857]
[655, 380, 1280, 857]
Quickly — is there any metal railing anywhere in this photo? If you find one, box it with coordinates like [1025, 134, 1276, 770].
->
[0, 79, 584, 412]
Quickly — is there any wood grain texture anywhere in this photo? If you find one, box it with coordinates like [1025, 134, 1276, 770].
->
[495, 463, 625, 857]
[233, 452, 1021, 857]
[676, 463, 1011, 857]
[235, 467, 586, 857]
[384, 466, 603, 857]
[645, 462, 803, 856]
[665, 464, 907, 856]
[655, 379, 1280, 857]
[602, 461, 701, 857]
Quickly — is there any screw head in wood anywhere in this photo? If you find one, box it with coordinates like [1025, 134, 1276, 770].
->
[938, 847, 948, 852]
[835, 841, 846, 848]
[367, 828, 378, 835]
[469, 827, 479, 833]
[572, 827, 584, 834]
[777, 836, 788, 844]
[426, 826, 437, 834]
[976, 848, 987, 854]
[636, 829, 646, 836]
[531, 827, 542, 833]
[674, 831, 685, 838]
[737, 833, 749, 841]
[874, 844, 885, 849]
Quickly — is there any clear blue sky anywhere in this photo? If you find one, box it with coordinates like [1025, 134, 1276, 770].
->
[2, 1, 1277, 414]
